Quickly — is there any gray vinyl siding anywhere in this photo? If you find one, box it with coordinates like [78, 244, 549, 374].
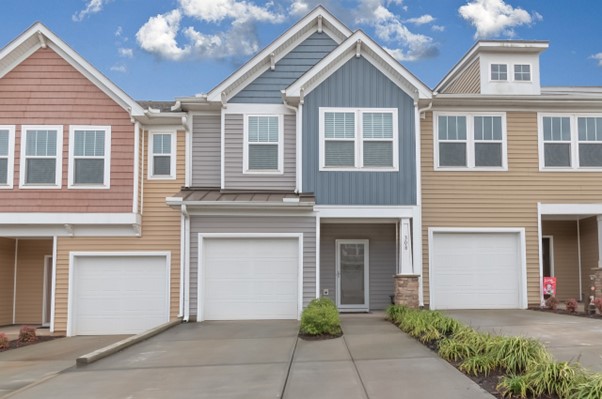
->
[189, 215, 317, 317]
[224, 113, 296, 190]
[230, 32, 338, 103]
[192, 114, 221, 187]
[320, 223, 397, 310]
[302, 56, 417, 205]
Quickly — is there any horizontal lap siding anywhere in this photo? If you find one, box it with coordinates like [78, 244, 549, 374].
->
[224, 114, 296, 190]
[443, 59, 481, 94]
[542, 221, 579, 300]
[422, 111, 602, 306]
[189, 216, 316, 317]
[53, 132, 185, 333]
[0, 48, 133, 212]
[15, 239, 52, 324]
[192, 114, 220, 187]
[0, 238, 15, 325]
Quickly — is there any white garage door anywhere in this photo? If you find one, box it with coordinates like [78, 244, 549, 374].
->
[72, 255, 169, 335]
[201, 237, 299, 320]
[430, 232, 523, 309]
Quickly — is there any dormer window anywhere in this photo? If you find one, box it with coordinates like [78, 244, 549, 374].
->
[514, 64, 531, 81]
[491, 64, 508, 81]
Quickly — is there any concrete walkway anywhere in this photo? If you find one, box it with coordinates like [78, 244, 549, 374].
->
[445, 310, 602, 372]
[6, 314, 492, 399]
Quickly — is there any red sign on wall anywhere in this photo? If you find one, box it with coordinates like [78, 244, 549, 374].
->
[543, 276, 557, 297]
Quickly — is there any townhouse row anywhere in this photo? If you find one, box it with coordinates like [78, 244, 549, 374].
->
[1, 7, 601, 335]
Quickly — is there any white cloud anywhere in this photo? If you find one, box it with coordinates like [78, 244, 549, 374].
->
[459, 0, 541, 39]
[110, 63, 127, 73]
[356, 0, 438, 61]
[136, 10, 189, 61]
[118, 48, 133, 58]
[72, 0, 111, 22]
[405, 14, 434, 25]
[115, 26, 123, 37]
[289, 0, 310, 15]
[432, 25, 445, 32]
[591, 53, 602, 67]
[179, 0, 285, 23]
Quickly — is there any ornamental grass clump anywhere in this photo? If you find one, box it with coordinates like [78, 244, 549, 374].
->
[0, 333, 8, 350]
[18, 326, 37, 344]
[572, 373, 602, 399]
[299, 298, 341, 336]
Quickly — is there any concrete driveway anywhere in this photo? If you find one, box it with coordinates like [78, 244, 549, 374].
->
[7, 315, 493, 399]
[445, 310, 602, 371]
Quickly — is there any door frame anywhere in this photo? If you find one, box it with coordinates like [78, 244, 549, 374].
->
[42, 255, 52, 326]
[335, 239, 369, 312]
[542, 235, 555, 277]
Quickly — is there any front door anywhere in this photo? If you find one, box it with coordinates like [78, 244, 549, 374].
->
[336, 240, 369, 311]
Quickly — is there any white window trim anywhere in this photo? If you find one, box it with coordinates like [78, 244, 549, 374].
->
[242, 114, 284, 175]
[319, 107, 399, 172]
[0, 125, 15, 189]
[433, 112, 508, 171]
[538, 113, 602, 172]
[19, 125, 63, 189]
[148, 130, 177, 180]
[513, 63, 532, 83]
[67, 126, 111, 189]
[489, 63, 508, 82]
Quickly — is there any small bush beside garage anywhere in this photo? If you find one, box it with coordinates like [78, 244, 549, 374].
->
[299, 298, 342, 339]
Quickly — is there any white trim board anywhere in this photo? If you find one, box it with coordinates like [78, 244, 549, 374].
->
[315, 206, 419, 219]
[540, 204, 602, 215]
[0, 212, 140, 225]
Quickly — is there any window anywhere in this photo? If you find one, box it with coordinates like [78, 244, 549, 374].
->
[244, 115, 282, 173]
[148, 131, 176, 179]
[20, 125, 63, 188]
[435, 113, 506, 170]
[514, 64, 531, 81]
[540, 114, 602, 170]
[491, 64, 508, 81]
[68, 126, 111, 188]
[319, 108, 398, 171]
[0, 126, 15, 188]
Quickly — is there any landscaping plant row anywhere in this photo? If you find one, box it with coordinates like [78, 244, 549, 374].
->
[385, 305, 602, 399]
[0, 326, 38, 351]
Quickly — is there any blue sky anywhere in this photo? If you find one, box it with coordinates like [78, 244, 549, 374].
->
[1, 0, 601, 100]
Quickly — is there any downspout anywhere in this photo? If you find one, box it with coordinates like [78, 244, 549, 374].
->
[282, 91, 301, 193]
[12, 239, 18, 324]
[132, 121, 140, 214]
[50, 236, 57, 333]
[182, 204, 190, 322]
[140, 128, 145, 215]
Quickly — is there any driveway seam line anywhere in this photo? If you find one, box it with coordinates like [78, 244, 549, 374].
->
[279, 335, 299, 398]
[342, 335, 370, 399]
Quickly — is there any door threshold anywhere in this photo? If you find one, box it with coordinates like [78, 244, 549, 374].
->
[338, 309, 370, 313]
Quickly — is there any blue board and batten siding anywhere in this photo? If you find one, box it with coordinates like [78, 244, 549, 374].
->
[302, 56, 417, 205]
[230, 32, 338, 103]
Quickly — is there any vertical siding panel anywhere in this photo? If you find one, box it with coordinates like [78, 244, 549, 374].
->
[192, 114, 221, 187]
[302, 57, 416, 205]
[0, 238, 16, 325]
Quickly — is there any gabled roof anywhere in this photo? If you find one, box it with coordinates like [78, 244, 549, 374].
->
[435, 40, 549, 94]
[206, 6, 353, 103]
[0, 22, 145, 116]
[284, 30, 431, 101]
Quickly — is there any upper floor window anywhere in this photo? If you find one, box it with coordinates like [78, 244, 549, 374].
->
[68, 126, 111, 188]
[435, 113, 507, 170]
[20, 125, 63, 188]
[491, 64, 508, 81]
[0, 126, 15, 189]
[149, 131, 176, 179]
[244, 115, 283, 174]
[514, 64, 531, 81]
[541, 115, 602, 169]
[319, 108, 398, 171]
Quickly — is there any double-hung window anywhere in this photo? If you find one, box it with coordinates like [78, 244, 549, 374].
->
[0, 126, 15, 188]
[68, 126, 111, 188]
[435, 113, 506, 170]
[149, 131, 176, 179]
[20, 125, 63, 188]
[244, 115, 282, 173]
[540, 114, 602, 169]
[320, 108, 398, 171]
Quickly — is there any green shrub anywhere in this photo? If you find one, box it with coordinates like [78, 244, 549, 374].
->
[523, 360, 584, 398]
[572, 373, 602, 399]
[18, 326, 37, 344]
[300, 298, 341, 336]
[385, 304, 409, 323]
[438, 337, 478, 362]
[490, 336, 550, 374]
[459, 354, 498, 376]
[0, 333, 8, 350]
[497, 374, 531, 398]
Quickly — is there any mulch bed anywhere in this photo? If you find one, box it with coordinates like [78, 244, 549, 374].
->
[298, 332, 343, 341]
[0, 336, 60, 353]
[529, 306, 602, 319]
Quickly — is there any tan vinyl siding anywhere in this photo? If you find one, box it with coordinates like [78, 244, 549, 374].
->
[579, 216, 599, 298]
[14, 239, 52, 324]
[422, 111, 602, 307]
[52, 130, 185, 334]
[542, 221, 579, 300]
[224, 113, 296, 190]
[320, 224, 396, 310]
[192, 114, 221, 187]
[0, 238, 16, 325]
[442, 59, 481, 94]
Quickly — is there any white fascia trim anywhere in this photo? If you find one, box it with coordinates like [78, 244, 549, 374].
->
[242, 114, 284, 175]
[67, 251, 171, 336]
[50, 236, 57, 332]
[296, 103, 303, 193]
[223, 104, 296, 115]
[540, 203, 602, 215]
[197, 233, 304, 322]
[315, 205, 418, 219]
[19, 125, 63, 189]
[0, 212, 140, 224]
[147, 130, 177, 180]
[67, 125, 111, 189]
[220, 111, 225, 189]
[0, 125, 15, 189]
[428, 227, 528, 309]
[132, 122, 140, 213]
[184, 201, 314, 210]
[206, 6, 352, 102]
[286, 31, 431, 100]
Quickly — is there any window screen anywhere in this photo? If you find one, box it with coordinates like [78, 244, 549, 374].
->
[73, 130, 105, 184]
[543, 117, 571, 167]
[247, 116, 279, 171]
[152, 134, 172, 176]
[363, 112, 393, 167]
[324, 112, 355, 167]
[578, 117, 602, 167]
[25, 129, 58, 184]
[0, 130, 8, 185]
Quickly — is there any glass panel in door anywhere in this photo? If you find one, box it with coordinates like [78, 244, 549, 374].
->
[338, 241, 368, 308]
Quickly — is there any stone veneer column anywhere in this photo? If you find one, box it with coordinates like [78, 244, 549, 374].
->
[591, 268, 602, 300]
[394, 275, 420, 308]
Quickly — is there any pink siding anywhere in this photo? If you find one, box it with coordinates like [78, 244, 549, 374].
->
[0, 48, 134, 212]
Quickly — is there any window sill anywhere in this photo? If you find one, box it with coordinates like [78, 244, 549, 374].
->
[539, 167, 602, 172]
[18, 184, 62, 189]
[319, 167, 399, 172]
[148, 175, 177, 180]
[434, 166, 508, 172]
[243, 170, 284, 175]
[67, 184, 110, 190]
